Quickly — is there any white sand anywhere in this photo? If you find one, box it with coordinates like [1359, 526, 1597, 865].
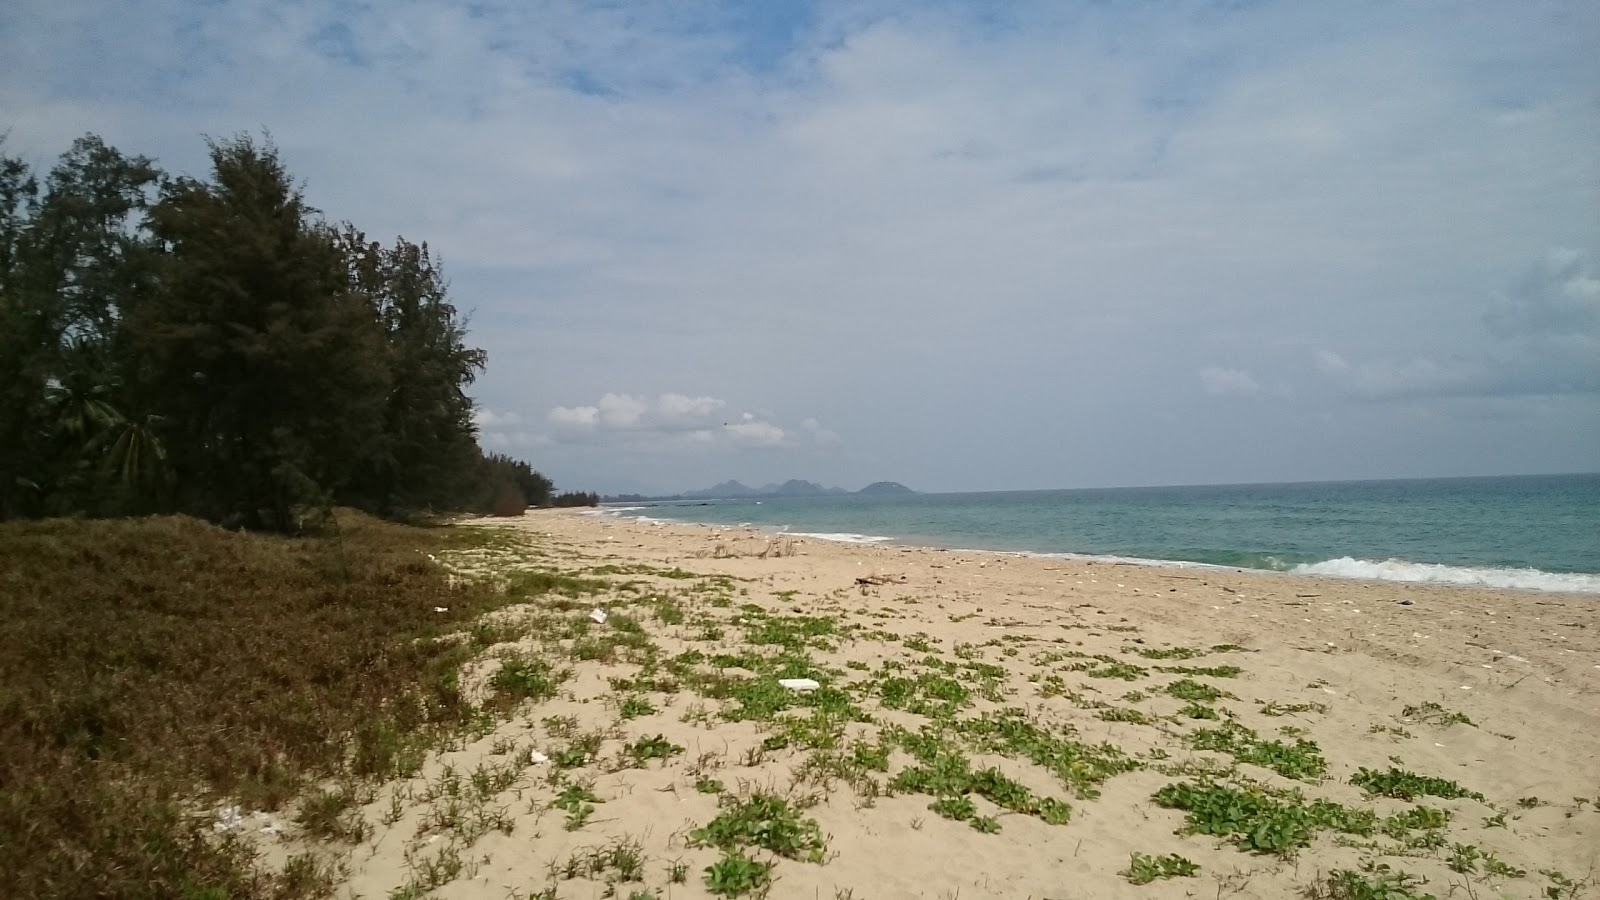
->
[263, 510, 1600, 899]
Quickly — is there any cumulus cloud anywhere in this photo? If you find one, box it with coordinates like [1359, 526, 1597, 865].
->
[725, 420, 786, 447]
[596, 393, 648, 428]
[1316, 249, 1600, 399]
[658, 393, 726, 422]
[1199, 366, 1263, 396]
[541, 393, 807, 451]
[7, 1, 1592, 488]
[548, 405, 600, 429]
[473, 408, 522, 428]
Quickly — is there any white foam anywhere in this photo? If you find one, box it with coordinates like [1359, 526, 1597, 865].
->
[1290, 557, 1600, 594]
[792, 531, 895, 544]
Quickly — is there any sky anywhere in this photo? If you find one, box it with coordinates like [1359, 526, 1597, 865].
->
[3, 0, 1596, 495]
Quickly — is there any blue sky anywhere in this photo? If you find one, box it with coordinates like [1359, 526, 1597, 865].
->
[3, 0, 1596, 493]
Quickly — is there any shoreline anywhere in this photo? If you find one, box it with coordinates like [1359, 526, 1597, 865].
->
[589, 505, 1600, 596]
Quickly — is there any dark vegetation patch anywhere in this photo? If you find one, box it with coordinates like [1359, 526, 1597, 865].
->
[0, 512, 548, 899]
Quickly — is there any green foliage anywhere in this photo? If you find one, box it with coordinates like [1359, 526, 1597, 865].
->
[1155, 664, 1243, 678]
[488, 653, 567, 707]
[1381, 806, 1450, 837]
[1074, 657, 1148, 680]
[619, 695, 656, 719]
[1185, 722, 1327, 782]
[1307, 866, 1437, 900]
[929, 794, 978, 821]
[1122, 852, 1200, 885]
[953, 710, 1140, 799]
[888, 741, 1074, 829]
[1128, 645, 1206, 660]
[1349, 767, 1484, 802]
[1097, 706, 1153, 724]
[0, 132, 580, 528]
[690, 793, 827, 863]
[553, 782, 601, 830]
[1165, 679, 1226, 702]
[704, 852, 772, 897]
[624, 734, 684, 766]
[1152, 781, 1374, 856]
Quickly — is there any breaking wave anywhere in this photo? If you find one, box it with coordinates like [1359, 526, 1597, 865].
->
[1290, 557, 1600, 594]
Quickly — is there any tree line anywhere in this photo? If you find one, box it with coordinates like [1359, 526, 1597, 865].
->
[0, 133, 580, 530]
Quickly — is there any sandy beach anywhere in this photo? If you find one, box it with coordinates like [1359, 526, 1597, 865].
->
[269, 509, 1599, 899]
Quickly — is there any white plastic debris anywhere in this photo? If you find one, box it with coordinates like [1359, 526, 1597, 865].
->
[590, 608, 608, 624]
[434, 606, 449, 613]
[213, 806, 244, 833]
[529, 750, 550, 765]
[779, 678, 820, 692]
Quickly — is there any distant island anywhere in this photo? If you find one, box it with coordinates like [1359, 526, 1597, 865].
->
[857, 481, 915, 495]
[603, 479, 916, 502]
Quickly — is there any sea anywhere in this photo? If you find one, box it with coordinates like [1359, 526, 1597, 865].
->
[595, 474, 1600, 594]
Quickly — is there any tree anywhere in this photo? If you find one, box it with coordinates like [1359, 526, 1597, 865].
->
[128, 135, 388, 530]
[1, 132, 574, 528]
[337, 230, 485, 514]
[0, 137, 161, 518]
[0, 148, 45, 519]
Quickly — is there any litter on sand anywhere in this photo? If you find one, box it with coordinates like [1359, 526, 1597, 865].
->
[779, 678, 820, 691]
[590, 608, 608, 624]
[213, 806, 243, 833]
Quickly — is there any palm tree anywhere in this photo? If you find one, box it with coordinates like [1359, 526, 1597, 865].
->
[97, 413, 167, 491]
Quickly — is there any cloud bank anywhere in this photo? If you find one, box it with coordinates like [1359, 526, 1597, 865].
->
[5, 0, 1594, 492]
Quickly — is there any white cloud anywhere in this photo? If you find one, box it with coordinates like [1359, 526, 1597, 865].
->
[548, 405, 600, 429]
[1199, 366, 1263, 396]
[473, 407, 521, 428]
[658, 393, 726, 422]
[725, 420, 786, 447]
[596, 393, 648, 428]
[540, 393, 806, 452]
[5, 0, 1593, 488]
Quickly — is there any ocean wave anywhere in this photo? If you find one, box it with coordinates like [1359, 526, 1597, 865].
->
[792, 531, 895, 544]
[1290, 557, 1600, 594]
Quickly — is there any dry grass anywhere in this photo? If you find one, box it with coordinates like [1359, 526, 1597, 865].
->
[0, 511, 529, 900]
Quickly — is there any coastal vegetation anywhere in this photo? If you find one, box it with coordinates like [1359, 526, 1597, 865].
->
[3, 509, 1596, 898]
[0, 133, 566, 530]
[0, 133, 591, 897]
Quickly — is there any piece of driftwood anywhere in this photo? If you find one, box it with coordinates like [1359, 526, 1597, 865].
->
[855, 574, 908, 586]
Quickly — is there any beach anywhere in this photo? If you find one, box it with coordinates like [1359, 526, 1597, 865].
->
[294, 509, 1599, 899]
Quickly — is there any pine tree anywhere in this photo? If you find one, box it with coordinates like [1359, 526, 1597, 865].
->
[337, 230, 485, 514]
[130, 135, 388, 530]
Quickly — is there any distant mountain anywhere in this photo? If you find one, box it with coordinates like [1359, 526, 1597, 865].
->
[857, 481, 915, 495]
[676, 478, 911, 500]
[683, 480, 761, 499]
[768, 479, 849, 497]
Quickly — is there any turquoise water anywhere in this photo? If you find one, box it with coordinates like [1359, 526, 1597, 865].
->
[599, 474, 1600, 593]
